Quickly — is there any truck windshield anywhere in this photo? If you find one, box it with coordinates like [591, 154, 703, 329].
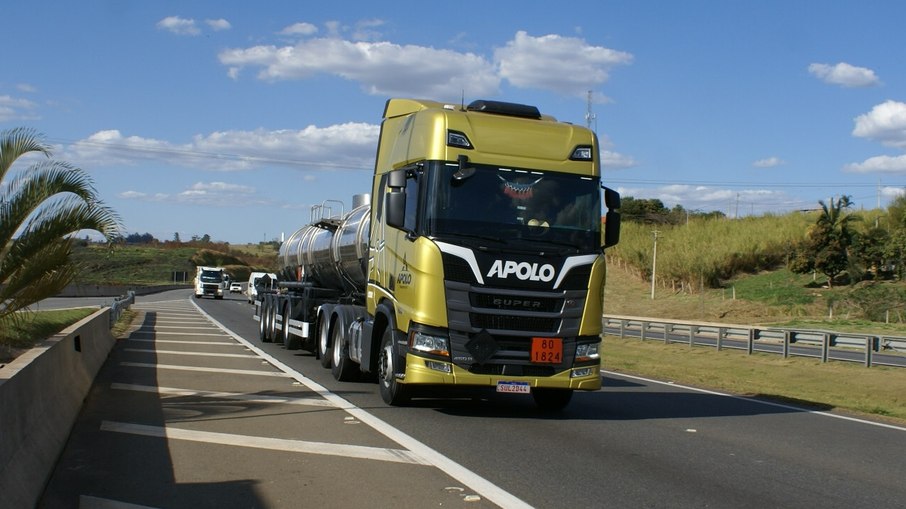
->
[424, 161, 601, 253]
[200, 271, 223, 283]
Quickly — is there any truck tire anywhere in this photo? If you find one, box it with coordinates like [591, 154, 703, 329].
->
[531, 388, 573, 412]
[331, 320, 360, 381]
[258, 300, 271, 342]
[266, 300, 277, 342]
[378, 328, 410, 406]
[282, 302, 300, 350]
[317, 316, 332, 368]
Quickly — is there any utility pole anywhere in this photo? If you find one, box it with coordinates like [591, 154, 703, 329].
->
[651, 230, 659, 299]
[585, 90, 597, 131]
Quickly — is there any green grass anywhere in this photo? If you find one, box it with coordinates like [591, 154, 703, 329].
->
[729, 268, 817, 306]
[603, 337, 906, 423]
[71, 245, 198, 285]
[70, 243, 281, 286]
[1, 308, 97, 364]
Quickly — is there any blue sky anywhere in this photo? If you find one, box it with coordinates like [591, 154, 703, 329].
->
[3, 1, 906, 243]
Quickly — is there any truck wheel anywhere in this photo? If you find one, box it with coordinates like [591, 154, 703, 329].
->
[378, 328, 410, 406]
[317, 316, 332, 368]
[532, 388, 573, 412]
[282, 302, 300, 350]
[331, 321, 360, 381]
[258, 300, 271, 342]
[266, 301, 277, 342]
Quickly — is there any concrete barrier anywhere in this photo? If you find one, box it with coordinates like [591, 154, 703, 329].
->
[0, 308, 115, 508]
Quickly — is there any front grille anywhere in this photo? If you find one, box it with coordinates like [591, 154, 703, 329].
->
[470, 313, 559, 333]
[468, 364, 557, 376]
[471, 293, 562, 313]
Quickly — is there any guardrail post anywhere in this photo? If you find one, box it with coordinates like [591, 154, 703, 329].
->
[664, 323, 672, 344]
[821, 333, 830, 363]
[747, 328, 755, 355]
[640, 321, 647, 342]
[619, 320, 626, 339]
[688, 326, 696, 347]
[717, 327, 725, 351]
[865, 337, 874, 368]
[783, 331, 791, 358]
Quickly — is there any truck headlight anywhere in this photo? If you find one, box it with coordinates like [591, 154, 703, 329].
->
[409, 330, 450, 357]
[575, 342, 600, 362]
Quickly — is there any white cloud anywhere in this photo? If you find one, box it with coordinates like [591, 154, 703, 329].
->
[352, 19, 385, 41]
[844, 154, 906, 174]
[156, 16, 200, 36]
[882, 186, 906, 199]
[280, 22, 318, 36]
[16, 83, 37, 93]
[808, 62, 880, 88]
[601, 150, 638, 170]
[64, 123, 380, 172]
[219, 38, 499, 98]
[852, 100, 906, 149]
[495, 31, 633, 98]
[205, 18, 231, 31]
[753, 156, 785, 168]
[616, 184, 789, 215]
[0, 95, 39, 122]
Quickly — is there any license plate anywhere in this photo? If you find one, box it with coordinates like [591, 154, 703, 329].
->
[496, 381, 531, 394]
[531, 337, 562, 364]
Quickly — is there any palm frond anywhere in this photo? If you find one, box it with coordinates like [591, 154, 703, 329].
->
[0, 127, 52, 181]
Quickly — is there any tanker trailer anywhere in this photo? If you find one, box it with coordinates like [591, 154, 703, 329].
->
[256, 195, 370, 365]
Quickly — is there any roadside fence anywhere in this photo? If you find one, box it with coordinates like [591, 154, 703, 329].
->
[602, 314, 906, 368]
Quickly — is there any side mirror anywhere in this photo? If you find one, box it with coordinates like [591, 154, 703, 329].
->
[386, 191, 405, 229]
[602, 187, 621, 249]
[386, 168, 407, 229]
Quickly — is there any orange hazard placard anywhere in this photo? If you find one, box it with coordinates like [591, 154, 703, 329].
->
[531, 337, 562, 364]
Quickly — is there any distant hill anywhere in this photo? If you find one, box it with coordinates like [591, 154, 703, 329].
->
[70, 243, 279, 286]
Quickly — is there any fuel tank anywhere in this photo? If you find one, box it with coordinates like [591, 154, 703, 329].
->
[279, 195, 370, 292]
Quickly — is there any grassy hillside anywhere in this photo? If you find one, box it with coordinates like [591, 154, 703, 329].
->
[70, 243, 280, 286]
[604, 260, 906, 335]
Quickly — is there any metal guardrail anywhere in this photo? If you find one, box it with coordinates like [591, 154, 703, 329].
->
[109, 291, 135, 328]
[602, 314, 906, 368]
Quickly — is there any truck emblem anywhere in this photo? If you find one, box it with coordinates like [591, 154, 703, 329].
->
[487, 260, 555, 282]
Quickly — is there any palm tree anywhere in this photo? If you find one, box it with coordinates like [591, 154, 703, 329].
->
[0, 127, 121, 333]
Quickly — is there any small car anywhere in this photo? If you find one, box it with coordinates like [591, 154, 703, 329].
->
[229, 282, 242, 293]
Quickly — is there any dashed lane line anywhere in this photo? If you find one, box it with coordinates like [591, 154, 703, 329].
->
[123, 348, 259, 359]
[126, 331, 230, 337]
[100, 421, 431, 465]
[127, 339, 242, 346]
[111, 382, 337, 408]
[120, 362, 292, 378]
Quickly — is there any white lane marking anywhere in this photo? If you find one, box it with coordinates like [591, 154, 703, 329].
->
[124, 348, 258, 359]
[111, 383, 337, 408]
[127, 331, 229, 337]
[192, 299, 533, 509]
[136, 325, 221, 330]
[100, 421, 431, 465]
[604, 370, 906, 432]
[79, 494, 160, 509]
[120, 362, 291, 378]
[127, 339, 241, 346]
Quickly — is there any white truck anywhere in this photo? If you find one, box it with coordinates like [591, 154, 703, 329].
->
[194, 266, 227, 299]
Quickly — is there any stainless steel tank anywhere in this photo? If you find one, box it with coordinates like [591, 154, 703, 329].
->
[279, 195, 370, 291]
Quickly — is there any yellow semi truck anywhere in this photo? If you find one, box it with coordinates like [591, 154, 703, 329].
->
[256, 98, 620, 410]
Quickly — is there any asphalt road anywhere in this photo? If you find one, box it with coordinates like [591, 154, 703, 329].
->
[41, 289, 906, 508]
